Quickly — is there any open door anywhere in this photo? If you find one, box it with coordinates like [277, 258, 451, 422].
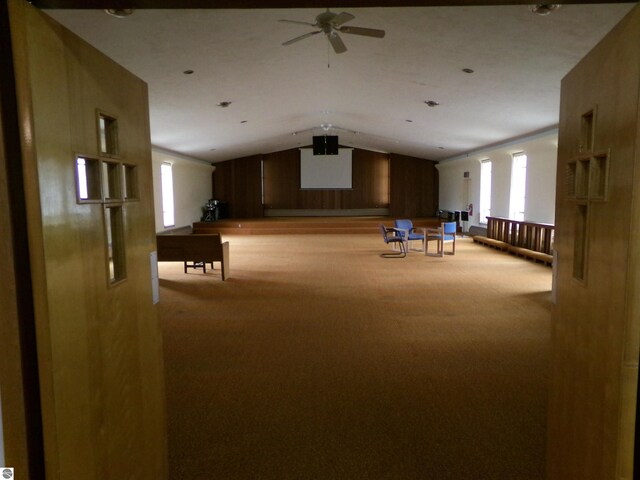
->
[3, 1, 167, 478]
[549, 4, 640, 479]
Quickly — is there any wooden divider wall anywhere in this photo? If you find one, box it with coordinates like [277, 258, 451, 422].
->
[389, 153, 439, 218]
[212, 154, 262, 218]
[484, 216, 554, 255]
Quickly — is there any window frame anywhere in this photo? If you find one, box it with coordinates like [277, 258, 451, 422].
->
[160, 162, 175, 228]
[509, 152, 528, 221]
[479, 159, 492, 225]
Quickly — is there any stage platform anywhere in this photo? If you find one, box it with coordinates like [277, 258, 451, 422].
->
[192, 217, 442, 235]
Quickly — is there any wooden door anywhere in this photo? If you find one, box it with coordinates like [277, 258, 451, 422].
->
[549, 4, 640, 479]
[5, 1, 168, 478]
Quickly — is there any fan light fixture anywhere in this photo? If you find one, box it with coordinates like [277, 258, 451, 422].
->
[279, 9, 385, 55]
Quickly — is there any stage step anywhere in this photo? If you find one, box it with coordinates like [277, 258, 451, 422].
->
[191, 217, 441, 235]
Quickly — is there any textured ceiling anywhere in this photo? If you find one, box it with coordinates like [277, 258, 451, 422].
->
[46, 4, 633, 162]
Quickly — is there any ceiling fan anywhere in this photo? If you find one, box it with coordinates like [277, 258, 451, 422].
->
[279, 9, 386, 54]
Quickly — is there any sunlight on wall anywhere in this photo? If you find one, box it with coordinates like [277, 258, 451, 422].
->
[437, 129, 557, 226]
[152, 149, 214, 232]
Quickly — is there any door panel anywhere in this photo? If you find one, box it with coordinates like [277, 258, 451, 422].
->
[8, 1, 167, 478]
[549, 4, 640, 479]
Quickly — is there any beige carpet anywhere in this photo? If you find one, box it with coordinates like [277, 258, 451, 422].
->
[159, 234, 552, 479]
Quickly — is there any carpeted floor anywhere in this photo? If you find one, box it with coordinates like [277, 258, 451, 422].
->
[158, 234, 552, 479]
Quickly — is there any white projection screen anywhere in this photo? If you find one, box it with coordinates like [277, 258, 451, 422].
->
[300, 148, 353, 189]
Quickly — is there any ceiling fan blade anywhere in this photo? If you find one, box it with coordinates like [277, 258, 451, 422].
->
[282, 30, 321, 46]
[328, 32, 347, 54]
[278, 19, 317, 27]
[339, 26, 386, 38]
[331, 12, 355, 27]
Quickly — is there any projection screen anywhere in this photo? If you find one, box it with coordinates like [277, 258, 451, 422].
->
[300, 148, 353, 189]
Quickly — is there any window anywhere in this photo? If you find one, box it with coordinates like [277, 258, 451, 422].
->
[510, 152, 527, 221]
[123, 164, 138, 200]
[104, 206, 126, 284]
[75, 156, 101, 201]
[479, 160, 492, 224]
[102, 160, 122, 201]
[98, 112, 119, 156]
[161, 162, 175, 227]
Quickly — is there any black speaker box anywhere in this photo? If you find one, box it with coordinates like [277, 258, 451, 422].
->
[312, 136, 325, 155]
[326, 135, 339, 155]
[312, 135, 339, 155]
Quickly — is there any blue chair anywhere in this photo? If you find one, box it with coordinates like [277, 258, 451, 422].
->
[425, 222, 457, 256]
[393, 219, 425, 252]
[379, 224, 406, 258]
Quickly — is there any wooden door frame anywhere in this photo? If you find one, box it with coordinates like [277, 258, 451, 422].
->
[2, 1, 637, 478]
[0, 1, 45, 477]
[27, 0, 639, 8]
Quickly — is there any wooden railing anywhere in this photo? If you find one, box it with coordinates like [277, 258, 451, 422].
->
[474, 216, 554, 265]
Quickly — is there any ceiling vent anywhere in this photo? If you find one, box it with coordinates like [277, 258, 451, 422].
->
[104, 9, 134, 18]
[529, 4, 561, 16]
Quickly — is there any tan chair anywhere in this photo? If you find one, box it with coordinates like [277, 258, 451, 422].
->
[425, 222, 456, 257]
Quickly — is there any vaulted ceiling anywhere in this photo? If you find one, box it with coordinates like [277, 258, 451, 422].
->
[43, 2, 633, 162]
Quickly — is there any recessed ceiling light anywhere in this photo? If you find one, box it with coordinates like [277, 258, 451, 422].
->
[529, 4, 561, 16]
[424, 100, 440, 107]
[104, 9, 134, 18]
[462, 68, 474, 74]
[183, 70, 194, 75]
[216, 101, 232, 108]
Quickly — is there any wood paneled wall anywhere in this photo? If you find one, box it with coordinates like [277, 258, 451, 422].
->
[214, 147, 437, 218]
[212, 154, 262, 218]
[389, 153, 439, 217]
[262, 147, 390, 210]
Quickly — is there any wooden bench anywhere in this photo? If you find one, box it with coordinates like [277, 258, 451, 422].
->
[156, 233, 230, 280]
[472, 217, 554, 266]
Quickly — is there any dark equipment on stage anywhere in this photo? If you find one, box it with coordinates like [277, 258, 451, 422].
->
[202, 199, 221, 222]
